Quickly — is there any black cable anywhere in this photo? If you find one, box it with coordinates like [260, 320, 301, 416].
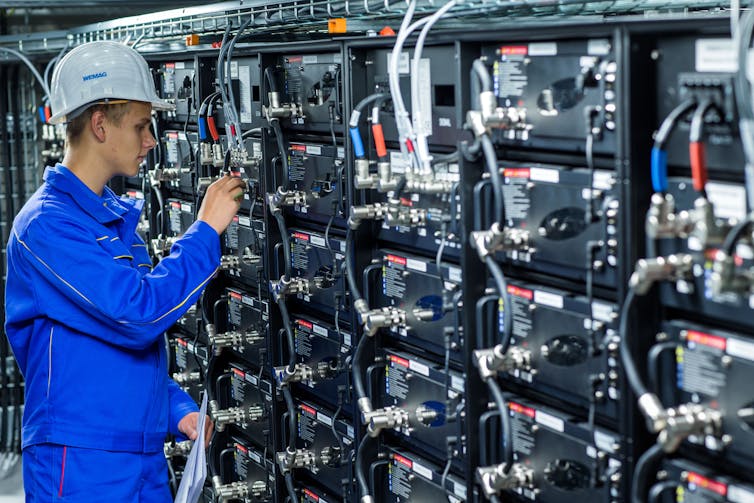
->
[352, 334, 369, 401]
[219, 447, 235, 483]
[648, 480, 679, 503]
[216, 23, 233, 124]
[484, 256, 512, 353]
[224, 17, 253, 138]
[345, 227, 364, 304]
[654, 99, 698, 150]
[619, 289, 649, 398]
[282, 386, 297, 451]
[472, 59, 493, 94]
[722, 217, 752, 255]
[647, 341, 677, 398]
[269, 120, 290, 191]
[166, 456, 178, 496]
[276, 296, 297, 372]
[356, 434, 374, 500]
[284, 473, 297, 503]
[480, 134, 504, 225]
[273, 211, 292, 280]
[486, 378, 512, 474]
[632, 443, 665, 503]
[353, 93, 388, 115]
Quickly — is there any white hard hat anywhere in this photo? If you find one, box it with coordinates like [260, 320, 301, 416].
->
[48, 40, 174, 124]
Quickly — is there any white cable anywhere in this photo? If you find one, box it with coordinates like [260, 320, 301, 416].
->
[388, 0, 419, 160]
[0, 47, 49, 98]
[732, 0, 741, 41]
[411, 0, 457, 174]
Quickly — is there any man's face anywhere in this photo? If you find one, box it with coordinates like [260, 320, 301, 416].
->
[105, 102, 156, 178]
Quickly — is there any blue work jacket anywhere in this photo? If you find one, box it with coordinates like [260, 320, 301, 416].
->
[5, 164, 219, 453]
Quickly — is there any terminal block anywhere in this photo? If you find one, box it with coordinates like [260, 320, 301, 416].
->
[209, 400, 265, 432]
[476, 463, 535, 498]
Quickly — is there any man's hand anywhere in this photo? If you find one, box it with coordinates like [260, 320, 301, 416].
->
[177, 411, 214, 446]
[197, 174, 247, 235]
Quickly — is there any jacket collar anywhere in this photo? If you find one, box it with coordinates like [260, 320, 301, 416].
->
[44, 164, 129, 224]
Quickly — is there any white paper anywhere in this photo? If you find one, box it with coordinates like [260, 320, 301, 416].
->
[174, 393, 208, 503]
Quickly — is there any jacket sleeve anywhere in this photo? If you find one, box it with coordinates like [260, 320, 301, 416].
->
[15, 211, 220, 350]
[168, 378, 200, 439]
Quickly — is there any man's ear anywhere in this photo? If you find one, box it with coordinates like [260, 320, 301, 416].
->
[90, 109, 107, 143]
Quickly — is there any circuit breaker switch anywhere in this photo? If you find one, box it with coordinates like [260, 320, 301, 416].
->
[476, 463, 534, 497]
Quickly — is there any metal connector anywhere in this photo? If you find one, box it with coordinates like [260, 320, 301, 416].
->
[628, 254, 694, 295]
[220, 253, 262, 273]
[212, 476, 268, 502]
[267, 187, 308, 213]
[263, 92, 301, 120]
[363, 406, 409, 437]
[209, 330, 263, 355]
[196, 176, 220, 195]
[209, 400, 265, 431]
[637, 393, 723, 453]
[273, 363, 314, 386]
[354, 159, 378, 190]
[470, 222, 530, 259]
[476, 463, 534, 498]
[200, 143, 213, 165]
[709, 251, 754, 296]
[212, 144, 225, 168]
[164, 440, 192, 458]
[172, 371, 200, 386]
[362, 307, 407, 336]
[474, 345, 532, 380]
[645, 192, 692, 240]
[276, 448, 317, 473]
[270, 276, 310, 301]
[150, 235, 178, 256]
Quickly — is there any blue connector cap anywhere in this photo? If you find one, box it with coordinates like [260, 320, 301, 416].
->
[651, 147, 668, 193]
[198, 118, 208, 141]
[38, 106, 46, 123]
[350, 127, 365, 159]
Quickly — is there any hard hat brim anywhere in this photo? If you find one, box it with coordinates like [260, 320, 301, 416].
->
[48, 97, 176, 125]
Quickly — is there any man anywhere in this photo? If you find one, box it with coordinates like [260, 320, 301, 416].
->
[4, 41, 245, 501]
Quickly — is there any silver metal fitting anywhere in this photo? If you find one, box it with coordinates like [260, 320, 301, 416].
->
[357, 397, 374, 415]
[474, 345, 532, 380]
[273, 363, 314, 387]
[164, 440, 192, 458]
[470, 222, 530, 259]
[645, 193, 692, 240]
[196, 176, 220, 195]
[172, 371, 201, 386]
[354, 159, 379, 190]
[150, 235, 178, 257]
[415, 405, 439, 426]
[658, 403, 723, 453]
[364, 406, 409, 437]
[209, 330, 263, 355]
[209, 400, 265, 432]
[270, 276, 310, 301]
[212, 143, 225, 168]
[200, 143, 213, 165]
[476, 463, 535, 498]
[263, 92, 301, 120]
[267, 187, 308, 213]
[709, 251, 754, 296]
[362, 306, 407, 336]
[276, 448, 317, 473]
[628, 253, 694, 295]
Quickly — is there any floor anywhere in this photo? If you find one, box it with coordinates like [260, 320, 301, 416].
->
[0, 457, 24, 503]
